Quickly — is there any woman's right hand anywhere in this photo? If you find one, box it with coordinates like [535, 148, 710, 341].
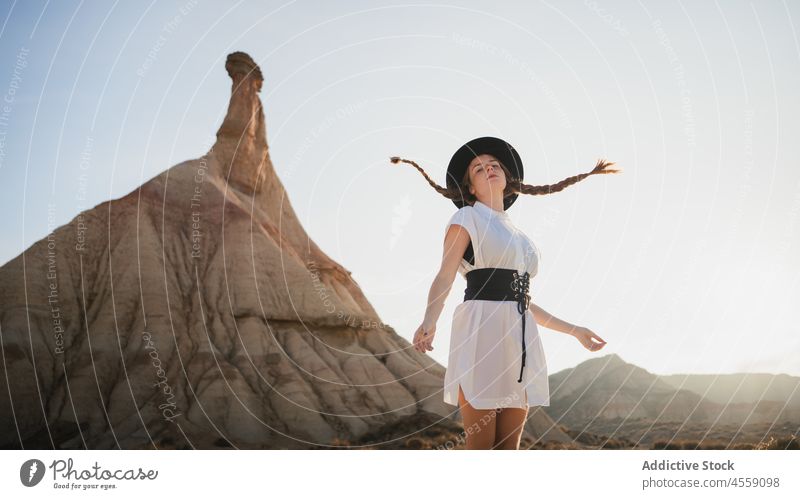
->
[412, 320, 436, 353]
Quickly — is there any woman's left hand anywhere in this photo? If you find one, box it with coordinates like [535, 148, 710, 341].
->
[573, 326, 607, 352]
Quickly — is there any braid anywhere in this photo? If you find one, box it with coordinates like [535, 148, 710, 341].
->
[509, 158, 621, 196]
[389, 156, 466, 202]
[390, 155, 621, 203]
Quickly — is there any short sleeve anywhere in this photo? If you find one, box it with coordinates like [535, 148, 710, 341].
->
[444, 207, 472, 235]
[444, 207, 477, 273]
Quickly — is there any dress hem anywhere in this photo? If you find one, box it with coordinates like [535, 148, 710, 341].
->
[443, 392, 550, 410]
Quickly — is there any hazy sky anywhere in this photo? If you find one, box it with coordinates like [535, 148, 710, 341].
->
[1, 0, 799, 377]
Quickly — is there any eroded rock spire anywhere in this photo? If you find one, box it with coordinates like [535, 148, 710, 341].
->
[212, 51, 272, 194]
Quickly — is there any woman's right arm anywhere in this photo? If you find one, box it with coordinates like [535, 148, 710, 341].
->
[412, 223, 470, 353]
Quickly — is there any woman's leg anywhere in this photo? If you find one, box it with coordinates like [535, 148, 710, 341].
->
[457, 385, 497, 449]
[493, 406, 529, 449]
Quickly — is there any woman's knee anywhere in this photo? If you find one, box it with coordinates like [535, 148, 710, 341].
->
[493, 429, 524, 449]
[464, 418, 496, 449]
[493, 408, 527, 449]
[458, 386, 498, 449]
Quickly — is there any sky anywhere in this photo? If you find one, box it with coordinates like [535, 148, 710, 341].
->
[1, 0, 799, 377]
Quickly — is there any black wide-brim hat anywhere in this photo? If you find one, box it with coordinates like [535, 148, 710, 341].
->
[446, 136, 524, 210]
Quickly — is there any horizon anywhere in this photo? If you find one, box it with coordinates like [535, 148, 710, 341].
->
[552, 352, 798, 378]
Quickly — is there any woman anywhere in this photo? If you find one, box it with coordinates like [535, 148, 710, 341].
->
[390, 136, 619, 450]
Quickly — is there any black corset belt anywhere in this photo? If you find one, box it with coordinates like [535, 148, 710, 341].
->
[463, 268, 531, 383]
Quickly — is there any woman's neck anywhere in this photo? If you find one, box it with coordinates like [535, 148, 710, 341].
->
[475, 196, 505, 213]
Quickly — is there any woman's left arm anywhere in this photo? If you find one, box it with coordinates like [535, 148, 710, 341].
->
[529, 301, 607, 351]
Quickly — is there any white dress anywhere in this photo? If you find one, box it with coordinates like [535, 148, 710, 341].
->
[442, 200, 550, 409]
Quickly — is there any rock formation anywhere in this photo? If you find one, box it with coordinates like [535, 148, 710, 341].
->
[0, 51, 571, 449]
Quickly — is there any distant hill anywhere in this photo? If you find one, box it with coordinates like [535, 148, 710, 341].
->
[660, 372, 800, 407]
[545, 354, 800, 445]
[547, 354, 716, 426]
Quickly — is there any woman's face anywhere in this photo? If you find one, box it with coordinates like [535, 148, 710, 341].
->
[466, 153, 506, 200]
